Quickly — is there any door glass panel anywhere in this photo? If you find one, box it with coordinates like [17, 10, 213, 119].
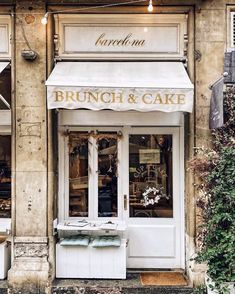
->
[0, 135, 11, 218]
[98, 133, 118, 217]
[129, 134, 173, 218]
[69, 133, 89, 217]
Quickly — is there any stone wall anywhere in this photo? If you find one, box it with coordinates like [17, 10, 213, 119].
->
[7, 1, 51, 293]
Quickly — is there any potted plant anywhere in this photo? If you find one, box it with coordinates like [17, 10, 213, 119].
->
[190, 86, 235, 294]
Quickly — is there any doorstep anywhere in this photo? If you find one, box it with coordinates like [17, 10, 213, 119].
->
[51, 273, 193, 294]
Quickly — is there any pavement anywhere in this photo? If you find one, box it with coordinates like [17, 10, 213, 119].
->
[0, 273, 194, 293]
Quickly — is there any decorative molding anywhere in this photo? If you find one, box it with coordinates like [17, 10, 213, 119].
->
[15, 243, 48, 258]
[54, 33, 59, 58]
[54, 14, 188, 60]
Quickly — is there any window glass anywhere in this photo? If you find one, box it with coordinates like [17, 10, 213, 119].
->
[98, 133, 118, 217]
[0, 135, 11, 218]
[129, 134, 173, 218]
[69, 133, 89, 217]
[0, 69, 11, 109]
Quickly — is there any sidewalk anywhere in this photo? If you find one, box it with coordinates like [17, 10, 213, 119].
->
[0, 274, 193, 293]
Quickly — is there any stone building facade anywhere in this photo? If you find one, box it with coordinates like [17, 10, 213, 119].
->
[0, 0, 232, 293]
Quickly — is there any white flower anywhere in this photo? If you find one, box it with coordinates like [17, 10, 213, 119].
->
[142, 186, 168, 207]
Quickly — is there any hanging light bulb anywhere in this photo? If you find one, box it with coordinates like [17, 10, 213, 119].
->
[148, 0, 153, 12]
[41, 13, 48, 25]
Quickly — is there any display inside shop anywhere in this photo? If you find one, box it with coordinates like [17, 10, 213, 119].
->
[69, 132, 118, 218]
[0, 136, 11, 218]
[129, 134, 173, 218]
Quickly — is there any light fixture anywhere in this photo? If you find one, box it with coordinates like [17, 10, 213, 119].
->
[41, 12, 48, 25]
[148, 0, 153, 12]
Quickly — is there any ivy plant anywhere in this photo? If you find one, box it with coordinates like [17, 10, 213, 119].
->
[190, 86, 235, 294]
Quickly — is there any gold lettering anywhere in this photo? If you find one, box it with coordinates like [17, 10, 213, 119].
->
[131, 39, 145, 46]
[123, 34, 131, 46]
[128, 94, 137, 104]
[86, 92, 99, 103]
[95, 33, 145, 47]
[153, 94, 163, 104]
[112, 92, 123, 103]
[95, 33, 105, 46]
[177, 94, 185, 104]
[65, 91, 75, 102]
[76, 92, 86, 102]
[142, 93, 152, 104]
[54, 91, 64, 102]
[100, 92, 111, 103]
[165, 94, 176, 104]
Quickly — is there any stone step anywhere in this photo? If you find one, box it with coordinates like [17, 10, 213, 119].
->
[51, 286, 193, 294]
[0, 281, 7, 294]
[0, 288, 7, 294]
[51, 273, 193, 294]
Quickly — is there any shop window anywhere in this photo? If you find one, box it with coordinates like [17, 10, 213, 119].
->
[230, 12, 235, 47]
[0, 68, 11, 109]
[227, 9, 235, 48]
[68, 131, 118, 218]
[98, 136, 118, 217]
[0, 135, 11, 218]
[69, 133, 89, 217]
[129, 134, 173, 218]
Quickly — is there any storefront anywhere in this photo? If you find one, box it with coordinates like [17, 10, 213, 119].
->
[45, 13, 194, 277]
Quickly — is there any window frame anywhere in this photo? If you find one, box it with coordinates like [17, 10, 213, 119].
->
[0, 15, 12, 60]
[58, 110, 184, 226]
[227, 6, 235, 49]
[59, 126, 123, 222]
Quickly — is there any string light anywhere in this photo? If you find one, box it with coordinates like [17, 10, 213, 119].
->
[40, 0, 148, 25]
[148, 0, 153, 12]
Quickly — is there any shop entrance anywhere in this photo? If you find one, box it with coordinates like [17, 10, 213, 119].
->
[61, 116, 184, 269]
[122, 127, 183, 269]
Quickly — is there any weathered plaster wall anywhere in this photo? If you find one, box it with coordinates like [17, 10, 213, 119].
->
[7, 1, 51, 293]
[193, 0, 227, 285]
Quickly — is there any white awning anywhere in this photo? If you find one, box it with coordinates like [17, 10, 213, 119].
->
[0, 62, 9, 74]
[46, 62, 194, 112]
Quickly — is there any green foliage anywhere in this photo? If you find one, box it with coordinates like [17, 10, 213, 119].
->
[197, 147, 235, 284]
[193, 285, 207, 294]
[191, 86, 235, 293]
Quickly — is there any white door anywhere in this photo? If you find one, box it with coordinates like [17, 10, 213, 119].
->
[121, 127, 184, 269]
[61, 121, 184, 269]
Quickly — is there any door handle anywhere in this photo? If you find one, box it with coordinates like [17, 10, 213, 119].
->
[124, 194, 128, 210]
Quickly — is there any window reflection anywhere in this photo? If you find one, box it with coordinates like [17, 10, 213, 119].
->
[0, 69, 11, 110]
[69, 133, 89, 217]
[98, 134, 118, 217]
[129, 134, 173, 218]
[0, 136, 11, 218]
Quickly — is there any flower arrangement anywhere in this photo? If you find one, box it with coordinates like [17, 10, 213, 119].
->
[142, 186, 169, 207]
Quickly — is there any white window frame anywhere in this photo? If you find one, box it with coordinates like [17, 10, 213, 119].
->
[58, 110, 184, 224]
[59, 126, 123, 222]
[0, 15, 12, 60]
[227, 7, 235, 49]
